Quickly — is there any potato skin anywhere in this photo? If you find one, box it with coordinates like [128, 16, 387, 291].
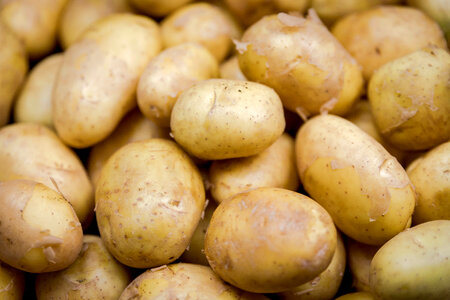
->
[370, 220, 450, 300]
[0, 261, 24, 299]
[220, 56, 247, 81]
[0, 180, 83, 273]
[346, 238, 380, 292]
[408, 0, 450, 43]
[129, 0, 193, 17]
[296, 115, 415, 245]
[96, 139, 205, 268]
[335, 292, 375, 300]
[205, 187, 337, 293]
[53, 13, 162, 148]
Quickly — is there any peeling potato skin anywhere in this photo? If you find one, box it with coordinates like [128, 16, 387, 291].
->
[295, 115, 415, 245]
[205, 187, 337, 293]
[95, 139, 205, 269]
[0, 261, 24, 299]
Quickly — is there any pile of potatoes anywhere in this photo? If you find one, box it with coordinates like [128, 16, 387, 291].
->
[0, 0, 449, 299]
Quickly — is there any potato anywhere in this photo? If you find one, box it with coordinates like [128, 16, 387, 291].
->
[370, 220, 450, 300]
[96, 139, 205, 268]
[137, 42, 219, 127]
[408, 0, 450, 43]
[335, 292, 375, 300]
[161, 3, 242, 62]
[346, 238, 380, 292]
[279, 232, 346, 300]
[219, 55, 247, 81]
[332, 5, 447, 80]
[53, 13, 162, 148]
[0, 261, 24, 299]
[406, 141, 450, 224]
[0, 180, 83, 273]
[35, 235, 131, 300]
[0, 123, 94, 225]
[119, 263, 269, 299]
[14, 53, 62, 128]
[58, 0, 135, 49]
[209, 133, 299, 203]
[129, 0, 193, 17]
[87, 109, 169, 188]
[205, 187, 337, 293]
[295, 115, 415, 245]
[237, 11, 363, 118]
[0, 20, 28, 127]
[170, 79, 285, 160]
[368, 47, 450, 151]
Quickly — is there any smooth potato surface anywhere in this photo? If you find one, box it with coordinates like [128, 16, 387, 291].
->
[0, 261, 24, 299]
[346, 238, 380, 292]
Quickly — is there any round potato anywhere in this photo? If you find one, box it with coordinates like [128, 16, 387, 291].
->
[0, 261, 24, 299]
[35, 235, 131, 300]
[96, 139, 205, 268]
[237, 11, 363, 118]
[346, 238, 380, 292]
[296, 115, 415, 245]
[0, 180, 83, 273]
[137, 42, 219, 127]
[129, 0, 193, 17]
[171, 79, 285, 160]
[335, 292, 375, 300]
[370, 220, 450, 300]
[205, 187, 337, 293]
[219, 55, 247, 81]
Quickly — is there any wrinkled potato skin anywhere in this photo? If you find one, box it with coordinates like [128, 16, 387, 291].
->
[368, 47, 450, 151]
[96, 139, 205, 268]
[129, 0, 193, 17]
[205, 187, 337, 293]
[137, 43, 219, 127]
[332, 6, 447, 80]
[407, 141, 450, 224]
[219, 56, 247, 81]
[370, 220, 450, 300]
[14, 53, 62, 128]
[210, 133, 299, 203]
[35, 235, 131, 300]
[53, 13, 162, 148]
[0, 261, 24, 299]
[171, 79, 285, 160]
[238, 12, 363, 117]
[0, 180, 83, 273]
[0, 123, 94, 225]
[296, 115, 415, 245]
[408, 0, 450, 43]
[335, 292, 375, 300]
[346, 238, 380, 292]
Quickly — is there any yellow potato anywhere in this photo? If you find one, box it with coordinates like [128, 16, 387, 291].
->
[96, 139, 205, 268]
[170, 79, 285, 160]
[296, 115, 415, 245]
[219, 55, 247, 81]
[335, 292, 375, 300]
[408, 0, 450, 43]
[370, 220, 450, 300]
[346, 238, 380, 292]
[0, 261, 24, 299]
[129, 0, 193, 17]
[53, 13, 162, 148]
[137, 43, 219, 127]
[205, 187, 337, 293]
[0, 180, 83, 273]
[237, 11, 363, 118]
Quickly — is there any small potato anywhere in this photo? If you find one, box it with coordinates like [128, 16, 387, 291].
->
[0, 261, 24, 299]
[368, 47, 450, 151]
[335, 292, 375, 300]
[14, 53, 62, 128]
[171, 79, 285, 160]
[96, 139, 205, 268]
[161, 3, 242, 62]
[296, 115, 415, 245]
[407, 141, 450, 224]
[219, 55, 247, 81]
[0, 180, 83, 273]
[129, 0, 193, 17]
[35, 235, 132, 300]
[205, 187, 337, 293]
[53, 13, 162, 148]
[137, 43, 219, 127]
[209, 133, 299, 203]
[346, 238, 380, 292]
[370, 220, 450, 300]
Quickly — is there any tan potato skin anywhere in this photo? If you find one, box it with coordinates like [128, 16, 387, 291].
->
[209, 133, 299, 203]
[335, 292, 375, 300]
[296, 115, 415, 245]
[53, 13, 162, 148]
[35, 235, 132, 300]
[219, 56, 247, 81]
[0, 180, 83, 273]
[346, 238, 380, 292]
[205, 187, 337, 293]
[0, 261, 24, 299]
[95, 139, 205, 268]
[408, 0, 450, 43]
[129, 0, 193, 17]
[0, 123, 94, 225]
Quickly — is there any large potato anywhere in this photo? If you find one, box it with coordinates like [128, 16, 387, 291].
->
[96, 139, 205, 268]
[0, 180, 83, 273]
[129, 0, 193, 17]
[0, 261, 24, 299]
[205, 187, 337, 293]
[53, 13, 162, 148]
[171, 79, 285, 160]
[237, 11, 363, 118]
[370, 220, 450, 300]
[35, 235, 131, 300]
[368, 47, 450, 151]
[0, 123, 94, 225]
[296, 115, 415, 245]
[346, 238, 380, 292]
